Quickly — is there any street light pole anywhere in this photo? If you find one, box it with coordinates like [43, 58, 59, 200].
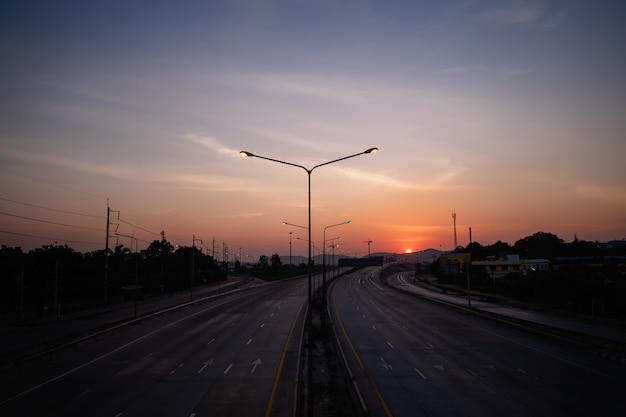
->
[323, 221, 351, 299]
[283, 221, 309, 268]
[289, 232, 292, 268]
[240, 147, 378, 414]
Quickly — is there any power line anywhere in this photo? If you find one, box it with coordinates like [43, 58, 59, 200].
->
[0, 211, 105, 231]
[117, 217, 160, 237]
[0, 230, 102, 246]
[0, 196, 105, 218]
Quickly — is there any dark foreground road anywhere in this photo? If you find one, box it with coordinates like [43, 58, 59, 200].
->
[1, 277, 307, 417]
[330, 267, 626, 417]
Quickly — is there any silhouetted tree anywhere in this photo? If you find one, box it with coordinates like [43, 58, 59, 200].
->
[270, 254, 282, 270]
[514, 232, 564, 258]
[258, 255, 269, 268]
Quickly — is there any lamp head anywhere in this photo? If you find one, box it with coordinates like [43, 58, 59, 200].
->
[240, 151, 254, 157]
[364, 147, 378, 154]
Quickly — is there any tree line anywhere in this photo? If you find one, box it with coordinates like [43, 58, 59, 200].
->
[0, 236, 228, 323]
[433, 232, 626, 319]
[1, 231, 625, 323]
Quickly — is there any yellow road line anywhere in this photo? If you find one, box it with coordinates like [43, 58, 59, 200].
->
[264, 300, 305, 417]
[331, 288, 395, 417]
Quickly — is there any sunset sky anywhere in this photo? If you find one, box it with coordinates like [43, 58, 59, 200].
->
[1, 0, 625, 260]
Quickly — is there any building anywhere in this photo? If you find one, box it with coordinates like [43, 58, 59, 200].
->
[472, 254, 549, 279]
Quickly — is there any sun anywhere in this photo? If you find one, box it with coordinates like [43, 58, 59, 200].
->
[405, 249, 412, 254]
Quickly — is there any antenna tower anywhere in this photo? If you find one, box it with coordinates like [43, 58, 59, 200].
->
[452, 211, 457, 249]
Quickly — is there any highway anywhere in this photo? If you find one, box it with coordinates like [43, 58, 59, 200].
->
[330, 267, 625, 417]
[0, 277, 308, 417]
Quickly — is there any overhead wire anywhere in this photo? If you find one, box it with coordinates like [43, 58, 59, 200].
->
[0, 230, 102, 246]
[0, 211, 105, 231]
[0, 196, 105, 218]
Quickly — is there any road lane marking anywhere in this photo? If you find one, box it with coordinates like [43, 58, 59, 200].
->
[414, 368, 427, 379]
[197, 359, 213, 373]
[170, 363, 184, 375]
[333, 297, 394, 417]
[246, 338, 253, 345]
[466, 368, 482, 380]
[224, 363, 233, 374]
[2, 296, 261, 406]
[386, 341, 394, 349]
[251, 358, 262, 373]
[206, 338, 215, 345]
[264, 300, 305, 417]
[426, 342, 435, 349]
[380, 357, 392, 370]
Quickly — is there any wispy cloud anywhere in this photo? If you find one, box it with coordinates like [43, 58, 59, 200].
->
[180, 134, 241, 157]
[335, 166, 465, 191]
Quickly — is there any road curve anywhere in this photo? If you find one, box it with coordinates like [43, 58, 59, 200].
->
[329, 267, 625, 417]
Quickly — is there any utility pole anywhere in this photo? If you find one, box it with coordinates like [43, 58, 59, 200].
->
[363, 239, 373, 257]
[104, 202, 110, 307]
[452, 211, 458, 249]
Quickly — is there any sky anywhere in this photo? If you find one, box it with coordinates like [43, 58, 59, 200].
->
[1, 0, 625, 260]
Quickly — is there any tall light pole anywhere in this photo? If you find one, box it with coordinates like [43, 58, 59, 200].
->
[240, 147, 378, 412]
[326, 238, 341, 279]
[283, 221, 308, 267]
[323, 221, 351, 298]
[289, 232, 293, 267]
[283, 222, 308, 268]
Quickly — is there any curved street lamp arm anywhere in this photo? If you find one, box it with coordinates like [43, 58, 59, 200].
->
[311, 148, 378, 173]
[242, 148, 377, 174]
[283, 221, 309, 230]
[240, 151, 309, 174]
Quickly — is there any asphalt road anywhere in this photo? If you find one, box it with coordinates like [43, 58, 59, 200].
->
[330, 267, 626, 417]
[0, 277, 308, 417]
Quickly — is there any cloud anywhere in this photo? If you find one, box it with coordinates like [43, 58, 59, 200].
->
[335, 166, 465, 191]
[165, 173, 252, 193]
[180, 134, 241, 157]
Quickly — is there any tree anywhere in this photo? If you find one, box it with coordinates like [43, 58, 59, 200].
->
[270, 254, 282, 270]
[146, 238, 174, 259]
[514, 232, 564, 258]
[258, 255, 269, 268]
